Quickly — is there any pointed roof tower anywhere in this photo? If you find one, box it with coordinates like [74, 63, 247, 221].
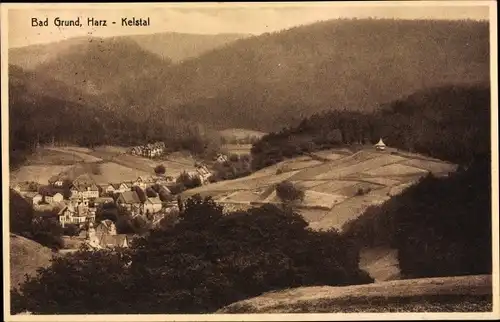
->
[374, 138, 386, 150]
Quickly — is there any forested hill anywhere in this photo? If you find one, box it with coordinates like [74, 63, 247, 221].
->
[9, 32, 249, 69]
[10, 19, 490, 133]
[161, 19, 490, 130]
[251, 83, 491, 169]
[8, 19, 490, 168]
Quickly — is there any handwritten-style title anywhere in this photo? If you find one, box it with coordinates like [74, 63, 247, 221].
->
[31, 16, 151, 27]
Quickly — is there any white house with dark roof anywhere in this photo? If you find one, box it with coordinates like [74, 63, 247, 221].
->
[144, 197, 162, 214]
[58, 203, 95, 228]
[86, 221, 130, 249]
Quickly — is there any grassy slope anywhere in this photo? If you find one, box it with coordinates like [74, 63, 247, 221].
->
[218, 275, 492, 313]
[10, 234, 54, 290]
[182, 147, 456, 232]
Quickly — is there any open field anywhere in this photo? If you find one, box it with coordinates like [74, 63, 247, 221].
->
[26, 149, 84, 166]
[87, 162, 150, 184]
[402, 158, 458, 174]
[45, 147, 102, 163]
[10, 146, 200, 187]
[11, 146, 457, 235]
[222, 144, 253, 155]
[218, 275, 493, 313]
[257, 190, 348, 210]
[10, 165, 74, 185]
[180, 148, 456, 233]
[219, 128, 267, 140]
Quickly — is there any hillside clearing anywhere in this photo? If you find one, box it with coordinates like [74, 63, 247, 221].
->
[10, 234, 55, 290]
[10, 165, 74, 185]
[25, 149, 84, 166]
[45, 147, 102, 163]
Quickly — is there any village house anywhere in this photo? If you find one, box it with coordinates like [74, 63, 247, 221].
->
[71, 180, 99, 199]
[70, 195, 89, 208]
[129, 141, 166, 159]
[186, 170, 202, 183]
[86, 221, 130, 249]
[144, 197, 162, 214]
[195, 164, 213, 184]
[164, 200, 180, 213]
[215, 153, 229, 163]
[44, 191, 64, 204]
[116, 190, 142, 213]
[94, 196, 115, 208]
[133, 176, 155, 190]
[25, 192, 43, 205]
[58, 203, 95, 228]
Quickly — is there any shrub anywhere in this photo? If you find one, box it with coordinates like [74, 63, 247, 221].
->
[342, 156, 492, 278]
[276, 180, 305, 205]
[63, 224, 80, 237]
[154, 164, 166, 175]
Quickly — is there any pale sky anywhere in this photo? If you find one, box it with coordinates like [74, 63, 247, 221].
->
[6, 3, 491, 48]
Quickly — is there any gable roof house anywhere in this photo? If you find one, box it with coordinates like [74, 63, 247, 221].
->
[25, 192, 43, 205]
[86, 221, 129, 249]
[195, 164, 213, 184]
[58, 203, 95, 228]
[215, 154, 229, 163]
[116, 191, 142, 213]
[72, 178, 99, 199]
[144, 197, 163, 214]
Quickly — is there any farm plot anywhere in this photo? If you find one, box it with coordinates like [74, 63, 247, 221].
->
[85, 162, 150, 184]
[259, 190, 347, 210]
[291, 180, 329, 189]
[352, 177, 402, 187]
[363, 163, 428, 177]
[54, 146, 94, 154]
[278, 159, 324, 172]
[334, 182, 385, 198]
[218, 190, 262, 204]
[309, 194, 392, 231]
[310, 180, 360, 194]
[182, 171, 300, 198]
[310, 150, 350, 161]
[10, 165, 74, 184]
[313, 154, 407, 180]
[288, 151, 381, 181]
[222, 144, 253, 155]
[45, 147, 102, 163]
[93, 145, 129, 154]
[402, 159, 457, 174]
[298, 208, 330, 223]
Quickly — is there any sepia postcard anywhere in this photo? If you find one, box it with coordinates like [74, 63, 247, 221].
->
[1, 1, 499, 321]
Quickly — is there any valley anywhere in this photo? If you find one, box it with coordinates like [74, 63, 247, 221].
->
[7, 11, 494, 316]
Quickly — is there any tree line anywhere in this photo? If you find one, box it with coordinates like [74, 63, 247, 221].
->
[11, 196, 373, 314]
[251, 84, 490, 170]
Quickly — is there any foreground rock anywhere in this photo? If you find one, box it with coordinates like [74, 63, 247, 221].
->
[218, 275, 492, 313]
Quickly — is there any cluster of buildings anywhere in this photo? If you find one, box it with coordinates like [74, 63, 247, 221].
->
[129, 141, 166, 158]
[13, 173, 180, 233]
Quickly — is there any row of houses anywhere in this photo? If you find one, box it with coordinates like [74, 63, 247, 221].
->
[129, 141, 166, 158]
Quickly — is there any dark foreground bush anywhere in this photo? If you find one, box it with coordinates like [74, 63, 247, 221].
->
[12, 195, 373, 314]
[342, 155, 492, 279]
